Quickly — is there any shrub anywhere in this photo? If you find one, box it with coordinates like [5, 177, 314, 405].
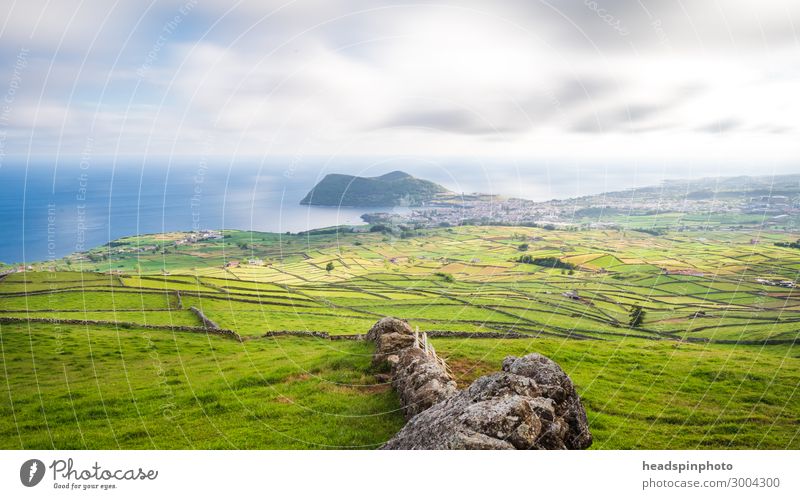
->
[517, 255, 576, 270]
[434, 272, 455, 283]
[775, 239, 800, 249]
[629, 305, 646, 328]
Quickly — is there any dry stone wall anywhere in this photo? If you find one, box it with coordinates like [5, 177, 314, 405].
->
[0, 316, 242, 341]
[366, 317, 593, 450]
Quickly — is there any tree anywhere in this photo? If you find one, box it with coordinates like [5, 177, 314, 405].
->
[518, 243, 529, 251]
[326, 262, 335, 273]
[629, 305, 646, 328]
[434, 272, 455, 283]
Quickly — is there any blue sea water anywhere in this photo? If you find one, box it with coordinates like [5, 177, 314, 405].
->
[0, 158, 412, 264]
[0, 156, 778, 264]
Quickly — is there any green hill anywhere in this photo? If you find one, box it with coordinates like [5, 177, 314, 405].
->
[4, 225, 800, 449]
[300, 171, 449, 207]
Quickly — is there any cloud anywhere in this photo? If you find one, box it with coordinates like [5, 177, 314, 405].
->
[568, 99, 683, 134]
[503, 0, 800, 54]
[696, 119, 741, 134]
[378, 107, 532, 135]
[0, 0, 798, 162]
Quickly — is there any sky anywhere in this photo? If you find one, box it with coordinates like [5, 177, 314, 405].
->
[0, 0, 798, 167]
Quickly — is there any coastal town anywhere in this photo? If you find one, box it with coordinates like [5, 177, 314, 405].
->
[62, 230, 225, 263]
[362, 178, 800, 231]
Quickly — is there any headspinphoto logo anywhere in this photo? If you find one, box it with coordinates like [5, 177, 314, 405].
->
[20, 459, 45, 487]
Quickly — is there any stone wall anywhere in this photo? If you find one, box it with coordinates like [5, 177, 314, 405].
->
[366, 317, 593, 450]
[261, 331, 364, 341]
[0, 316, 242, 341]
[425, 330, 535, 339]
[382, 353, 593, 450]
[368, 317, 458, 418]
[189, 306, 221, 330]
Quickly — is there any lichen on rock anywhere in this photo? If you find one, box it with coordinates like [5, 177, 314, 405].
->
[365, 317, 592, 450]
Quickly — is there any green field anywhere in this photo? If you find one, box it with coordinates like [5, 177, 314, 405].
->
[1, 225, 799, 449]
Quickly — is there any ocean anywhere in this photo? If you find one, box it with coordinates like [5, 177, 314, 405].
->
[0, 156, 778, 264]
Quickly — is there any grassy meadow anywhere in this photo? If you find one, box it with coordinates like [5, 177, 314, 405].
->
[1, 225, 799, 449]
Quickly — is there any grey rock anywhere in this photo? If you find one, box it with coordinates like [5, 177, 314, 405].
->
[366, 317, 458, 417]
[374, 332, 416, 365]
[382, 354, 592, 450]
[502, 354, 592, 450]
[364, 318, 591, 450]
[189, 306, 221, 330]
[366, 317, 413, 342]
[391, 347, 458, 417]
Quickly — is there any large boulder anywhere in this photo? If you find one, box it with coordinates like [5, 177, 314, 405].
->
[364, 318, 592, 450]
[382, 353, 592, 450]
[502, 353, 592, 449]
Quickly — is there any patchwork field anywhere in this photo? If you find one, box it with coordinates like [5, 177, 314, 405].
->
[1, 225, 799, 449]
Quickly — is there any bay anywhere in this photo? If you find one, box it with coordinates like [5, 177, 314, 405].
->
[0, 156, 755, 263]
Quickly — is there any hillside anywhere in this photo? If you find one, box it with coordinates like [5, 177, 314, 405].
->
[2, 225, 800, 449]
[359, 173, 800, 230]
[22, 225, 800, 343]
[299, 171, 449, 207]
